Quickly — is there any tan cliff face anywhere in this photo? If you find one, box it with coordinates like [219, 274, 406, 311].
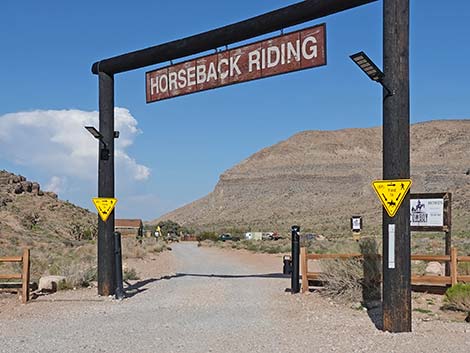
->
[155, 120, 470, 235]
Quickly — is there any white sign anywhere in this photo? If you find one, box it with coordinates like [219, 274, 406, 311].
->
[410, 198, 444, 227]
[388, 224, 395, 269]
[351, 216, 362, 232]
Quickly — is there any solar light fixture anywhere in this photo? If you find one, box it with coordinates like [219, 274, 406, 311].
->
[350, 51, 393, 97]
[85, 126, 110, 160]
[85, 126, 103, 139]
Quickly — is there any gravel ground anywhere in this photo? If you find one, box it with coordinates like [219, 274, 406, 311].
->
[1, 242, 470, 352]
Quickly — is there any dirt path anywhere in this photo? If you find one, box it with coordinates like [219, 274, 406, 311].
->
[1, 243, 469, 352]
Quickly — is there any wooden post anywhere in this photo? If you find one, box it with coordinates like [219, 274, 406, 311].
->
[97, 71, 116, 296]
[301, 247, 308, 293]
[21, 248, 30, 304]
[450, 247, 458, 286]
[445, 193, 452, 276]
[382, 0, 411, 332]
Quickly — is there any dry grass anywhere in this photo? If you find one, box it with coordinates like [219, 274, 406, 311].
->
[121, 238, 169, 260]
[317, 238, 381, 304]
[0, 237, 169, 290]
[318, 258, 365, 303]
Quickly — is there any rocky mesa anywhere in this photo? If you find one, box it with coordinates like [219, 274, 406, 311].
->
[155, 120, 470, 235]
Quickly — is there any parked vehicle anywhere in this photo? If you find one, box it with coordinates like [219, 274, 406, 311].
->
[261, 232, 282, 240]
[218, 234, 240, 242]
[262, 232, 274, 240]
[245, 232, 262, 240]
[304, 233, 316, 240]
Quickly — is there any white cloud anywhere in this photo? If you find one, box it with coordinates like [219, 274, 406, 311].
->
[45, 176, 67, 194]
[0, 107, 151, 191]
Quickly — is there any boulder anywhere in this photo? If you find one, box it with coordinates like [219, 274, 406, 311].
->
[425, 261, 445, 276]
[38, 275, 66, 292]
[14, 184, 24, 194]
[32, 182, 40, 194]
[45, 191, 58, 199]
[21, 181, 32, 193]
[8, 176, 20, 184]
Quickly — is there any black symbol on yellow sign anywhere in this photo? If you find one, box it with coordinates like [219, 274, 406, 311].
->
[92, 198, 118, 222]
[372, 180, 412, 217]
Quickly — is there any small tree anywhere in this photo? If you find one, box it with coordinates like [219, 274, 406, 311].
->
[156, 220, 182, 237]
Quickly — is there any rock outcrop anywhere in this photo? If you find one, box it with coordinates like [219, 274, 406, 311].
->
[0, 170, 96, 248]
[0, 171, 45, 196]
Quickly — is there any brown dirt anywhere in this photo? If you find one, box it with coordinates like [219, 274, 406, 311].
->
[1, 244, 469, 353]
[0, 249, 176, 320]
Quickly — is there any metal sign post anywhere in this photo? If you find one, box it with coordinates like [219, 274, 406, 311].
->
[382, 0, 411, 333]
[291, 225, 301, 294]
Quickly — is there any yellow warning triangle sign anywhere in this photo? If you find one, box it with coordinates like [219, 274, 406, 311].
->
[92, 197, 118, 222]
[372, 179, 412, 217]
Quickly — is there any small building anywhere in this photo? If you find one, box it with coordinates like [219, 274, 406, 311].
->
[115, 219, 143, 238]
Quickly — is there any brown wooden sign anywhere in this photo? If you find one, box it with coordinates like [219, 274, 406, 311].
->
[146, 23, 326, 103]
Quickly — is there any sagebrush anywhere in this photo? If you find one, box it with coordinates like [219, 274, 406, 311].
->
[443, 283, 470, 312]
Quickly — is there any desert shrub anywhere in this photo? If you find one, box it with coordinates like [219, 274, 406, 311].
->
[82, 228, 96, 241]
[67, 265, 97, 287]
[197, 231, 218, 242]
[152, 242, 169, 253]
[57, 280, 73, 291]
[318, 238, 381, 303]
[121, 238, 168, 259]
[266, 246, 282, 254]
[21, 211, 40, 230]
[123, 267, 139, 281]
[443, 283, 470, 312]
[319, 258, 364, 303]
[244, 241, 260, 252]
[82, 266, 97, 284]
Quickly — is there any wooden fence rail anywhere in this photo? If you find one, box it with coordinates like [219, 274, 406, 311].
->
[0, 248, 30, 303]
[300, 246, 470, 293]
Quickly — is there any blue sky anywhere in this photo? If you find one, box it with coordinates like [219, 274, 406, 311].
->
[0, 1, 469, 221]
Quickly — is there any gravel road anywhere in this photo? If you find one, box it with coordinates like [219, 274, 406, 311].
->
[1, 242, 470, 352]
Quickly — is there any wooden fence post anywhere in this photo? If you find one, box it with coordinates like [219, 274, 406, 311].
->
[21, 248, 30, 304]
[301, 247, 308, 293]
[450, 247, 457, 286]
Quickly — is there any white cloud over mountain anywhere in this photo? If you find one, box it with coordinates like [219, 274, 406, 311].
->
[0, 107, 150, 197]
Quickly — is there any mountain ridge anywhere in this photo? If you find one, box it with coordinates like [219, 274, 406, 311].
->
[154, 120, 470, 235]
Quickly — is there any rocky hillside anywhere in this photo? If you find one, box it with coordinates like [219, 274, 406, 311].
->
[155, 120, 470, 235]
[0, 170, 97, 256]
